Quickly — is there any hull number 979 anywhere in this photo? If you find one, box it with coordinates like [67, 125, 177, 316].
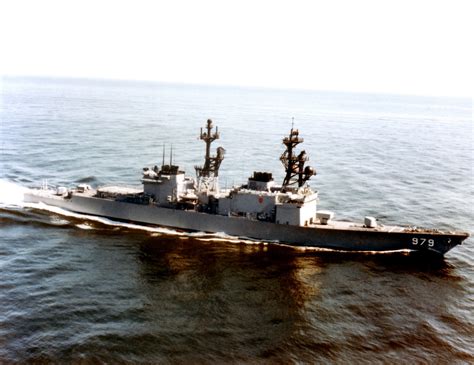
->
[412, 237, 435, 247]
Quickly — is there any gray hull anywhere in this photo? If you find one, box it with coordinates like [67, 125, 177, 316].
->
[24, 192, 468, 255]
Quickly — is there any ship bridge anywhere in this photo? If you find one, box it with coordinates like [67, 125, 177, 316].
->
[142, 160, 194, 206]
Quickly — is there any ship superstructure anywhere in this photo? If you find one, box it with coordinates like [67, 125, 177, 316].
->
[140, 119, 320, 227]
[24, 119, 470, 255]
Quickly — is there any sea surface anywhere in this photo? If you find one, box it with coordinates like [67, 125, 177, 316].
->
[0, 76, 472, 363]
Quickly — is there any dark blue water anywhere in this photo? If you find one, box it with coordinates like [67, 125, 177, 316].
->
[1, 76, 473, 363]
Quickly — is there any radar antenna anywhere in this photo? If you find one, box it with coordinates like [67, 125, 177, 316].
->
[280, 122, 316, 189]
[195, 119, 225, 192]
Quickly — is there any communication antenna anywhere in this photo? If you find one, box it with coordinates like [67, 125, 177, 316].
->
[291, 117, 295, 130]
[162, 143, 165, 167]
[170, 145, 173, 166]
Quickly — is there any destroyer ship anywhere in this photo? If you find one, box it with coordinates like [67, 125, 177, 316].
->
[24, 119, 469, 255]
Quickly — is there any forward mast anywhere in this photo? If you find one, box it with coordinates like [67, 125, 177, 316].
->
[195, 119, 225, 193]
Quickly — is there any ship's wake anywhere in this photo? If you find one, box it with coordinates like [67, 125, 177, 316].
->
[0, 180, 29, 208]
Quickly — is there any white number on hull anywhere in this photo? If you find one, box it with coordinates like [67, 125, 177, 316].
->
[412, 238, 435, 247]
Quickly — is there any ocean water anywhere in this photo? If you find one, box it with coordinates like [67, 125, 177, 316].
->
[0, 76, 472, 363]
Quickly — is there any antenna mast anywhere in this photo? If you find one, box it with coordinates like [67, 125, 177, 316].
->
[170, 145, 173, 166]
[195, 119, 225, 192]
[280, 120, 316, 189]
[162, 144, 165, 167]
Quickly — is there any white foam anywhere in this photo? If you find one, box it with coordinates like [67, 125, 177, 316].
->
[75, 223, 94, 230]
[49, 216, 70, 226]
[0, 180, 29, 208]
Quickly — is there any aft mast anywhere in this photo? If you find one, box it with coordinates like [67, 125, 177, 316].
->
[195, 119, 225, 192]
[280, 121, 316, 190]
